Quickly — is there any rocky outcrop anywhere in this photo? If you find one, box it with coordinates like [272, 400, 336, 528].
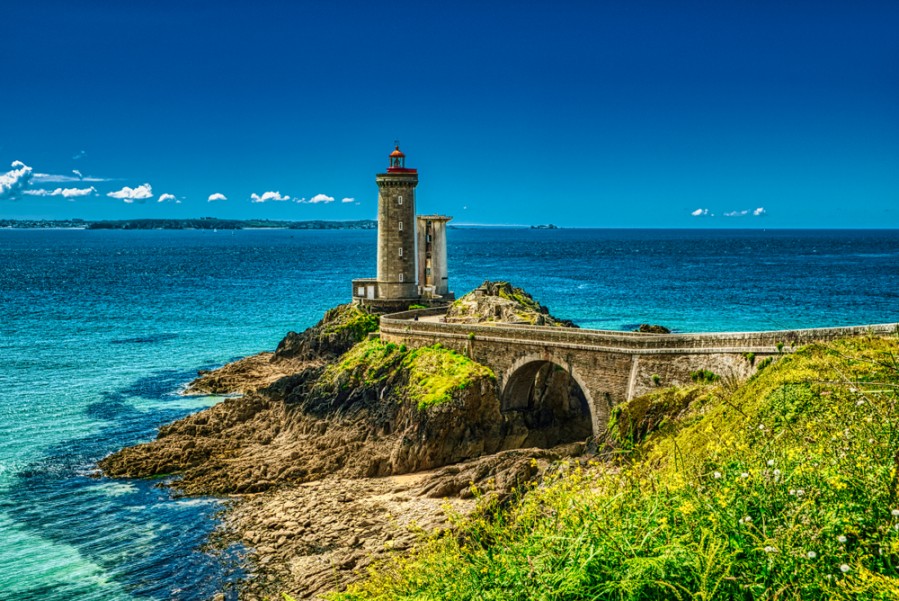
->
[273, 304, 379, 361]
[225, 446, 578, 600]
[635, 323, 671, 334]
[186, 304, 377, 395]
[445, 280, 577, 327]
[101, 293, 589, 599]
[101, 337, 567, 496]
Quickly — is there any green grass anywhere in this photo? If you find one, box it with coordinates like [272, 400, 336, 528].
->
[402, 344, 495, 409]
[331, 335, 899, 600]
[320, 304, 380, 341]
[317, 339, 494, 409]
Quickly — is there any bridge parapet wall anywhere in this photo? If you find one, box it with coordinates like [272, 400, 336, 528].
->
[382, 311, 897, 354]
[380, 310, 898, 434]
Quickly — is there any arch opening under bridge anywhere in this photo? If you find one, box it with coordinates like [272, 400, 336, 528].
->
[501, 355, 598, 445]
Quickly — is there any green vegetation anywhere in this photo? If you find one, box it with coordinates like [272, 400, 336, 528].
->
[757, 357, 775, 372]
[690, 368, 720, 383]
[651, 373, 661, 386]
[333, 336, 899, 600]
[744, 352, 756, 366]
[408, 304, 427, 310]
[318, 339, 494, 410]
[608, 385, 712, 451]
[321, 304, 380, 342]
[403, 344, 495, 409]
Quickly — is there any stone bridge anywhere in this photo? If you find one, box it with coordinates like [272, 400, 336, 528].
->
[380, 307, 898, 435]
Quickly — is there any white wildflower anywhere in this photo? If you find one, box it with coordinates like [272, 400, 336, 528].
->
[767, 459, 775, 466]
[713, 471, 722, 479]
[837, 535, 847, 543]
[773, 469, 781, 477]
[741, 472, 749, 479]
[857, 399, 865, 406]
[807, 551, 817, 559]
[764, 546, 776, 553]
[891, 509, 899, 517]
[740, 515, 752, 524]
[840, 564, 850, 573]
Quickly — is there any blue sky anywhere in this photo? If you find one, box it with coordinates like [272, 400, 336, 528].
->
[2, 0, 897, 227]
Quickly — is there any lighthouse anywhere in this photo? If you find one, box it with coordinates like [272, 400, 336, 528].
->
[375, 144, 419, 300]
[351, 144, 453, 308]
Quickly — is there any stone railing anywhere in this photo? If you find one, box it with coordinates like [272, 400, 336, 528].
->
[381, 309, 899, 355]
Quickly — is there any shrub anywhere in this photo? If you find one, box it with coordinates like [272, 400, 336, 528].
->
[690, 368, 719, 383]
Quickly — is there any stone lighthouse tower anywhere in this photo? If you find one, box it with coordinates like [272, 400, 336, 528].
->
[376, 144, 419, 300]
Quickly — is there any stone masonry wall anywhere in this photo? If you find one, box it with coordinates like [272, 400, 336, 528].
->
[376, 173, 418, 299]
[381, 310, 898, 433]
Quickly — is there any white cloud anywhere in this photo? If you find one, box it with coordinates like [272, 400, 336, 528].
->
[307, 193, 335, 204]
[72, 150, 86, 160]
[158, 193, 181, 204]
[208, 192, 227, 202]
[691, 208, 709, 216]
[34, 172, 109, 183]
[24, 186, 97, 199]
[341, 197, 355, 203]
[0, 160, 34, 200]
[108, 183, 153, 203]
[753, 207, 766, 216]
[250, 191, 290, 203]
[724, 210, 749, 217]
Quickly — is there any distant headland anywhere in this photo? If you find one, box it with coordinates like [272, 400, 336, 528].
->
[0, 218, 378, 230]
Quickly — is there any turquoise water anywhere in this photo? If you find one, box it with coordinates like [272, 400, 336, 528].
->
[1, 228, 897, 599]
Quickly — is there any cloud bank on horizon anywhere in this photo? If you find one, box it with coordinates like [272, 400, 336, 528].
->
[692, 207, 766, 218]
[24, 186, 97, 199]
[2, 160, 357, 213]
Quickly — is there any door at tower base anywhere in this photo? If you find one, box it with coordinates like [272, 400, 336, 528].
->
[417, 214, 452, 298]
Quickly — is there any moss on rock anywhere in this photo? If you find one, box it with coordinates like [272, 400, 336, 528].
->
[402, 344, 496, 409]
[274, 303, 379, 361]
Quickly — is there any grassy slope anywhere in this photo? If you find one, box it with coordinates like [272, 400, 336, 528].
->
[318, 339, 495, 409]
[332, 335, 899, 600]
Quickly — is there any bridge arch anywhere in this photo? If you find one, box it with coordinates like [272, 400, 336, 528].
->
[500, 353, 600, 441]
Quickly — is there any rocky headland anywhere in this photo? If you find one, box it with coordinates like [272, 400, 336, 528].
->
[100, 282, 589, 599]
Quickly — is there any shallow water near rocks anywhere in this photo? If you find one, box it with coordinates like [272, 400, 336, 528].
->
[1, 228, 897, 599]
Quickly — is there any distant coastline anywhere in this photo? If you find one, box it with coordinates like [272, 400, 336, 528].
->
[0, 218, 377, 230]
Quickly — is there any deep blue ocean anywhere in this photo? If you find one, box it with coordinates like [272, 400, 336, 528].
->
[1, 228, 897, 599]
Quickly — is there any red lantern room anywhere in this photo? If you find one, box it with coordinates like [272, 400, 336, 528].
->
[387, 143, 417, 173]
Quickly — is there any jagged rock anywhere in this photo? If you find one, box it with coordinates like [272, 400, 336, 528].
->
[185, 304, 377, 394]
[273, 303, 379, 361]
[445, 280, 578, 327]
[101, 287, 589, 599]
[635, 324, 671, 334]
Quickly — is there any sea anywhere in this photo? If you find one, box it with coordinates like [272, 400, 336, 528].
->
[1, 227, 897, 600]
